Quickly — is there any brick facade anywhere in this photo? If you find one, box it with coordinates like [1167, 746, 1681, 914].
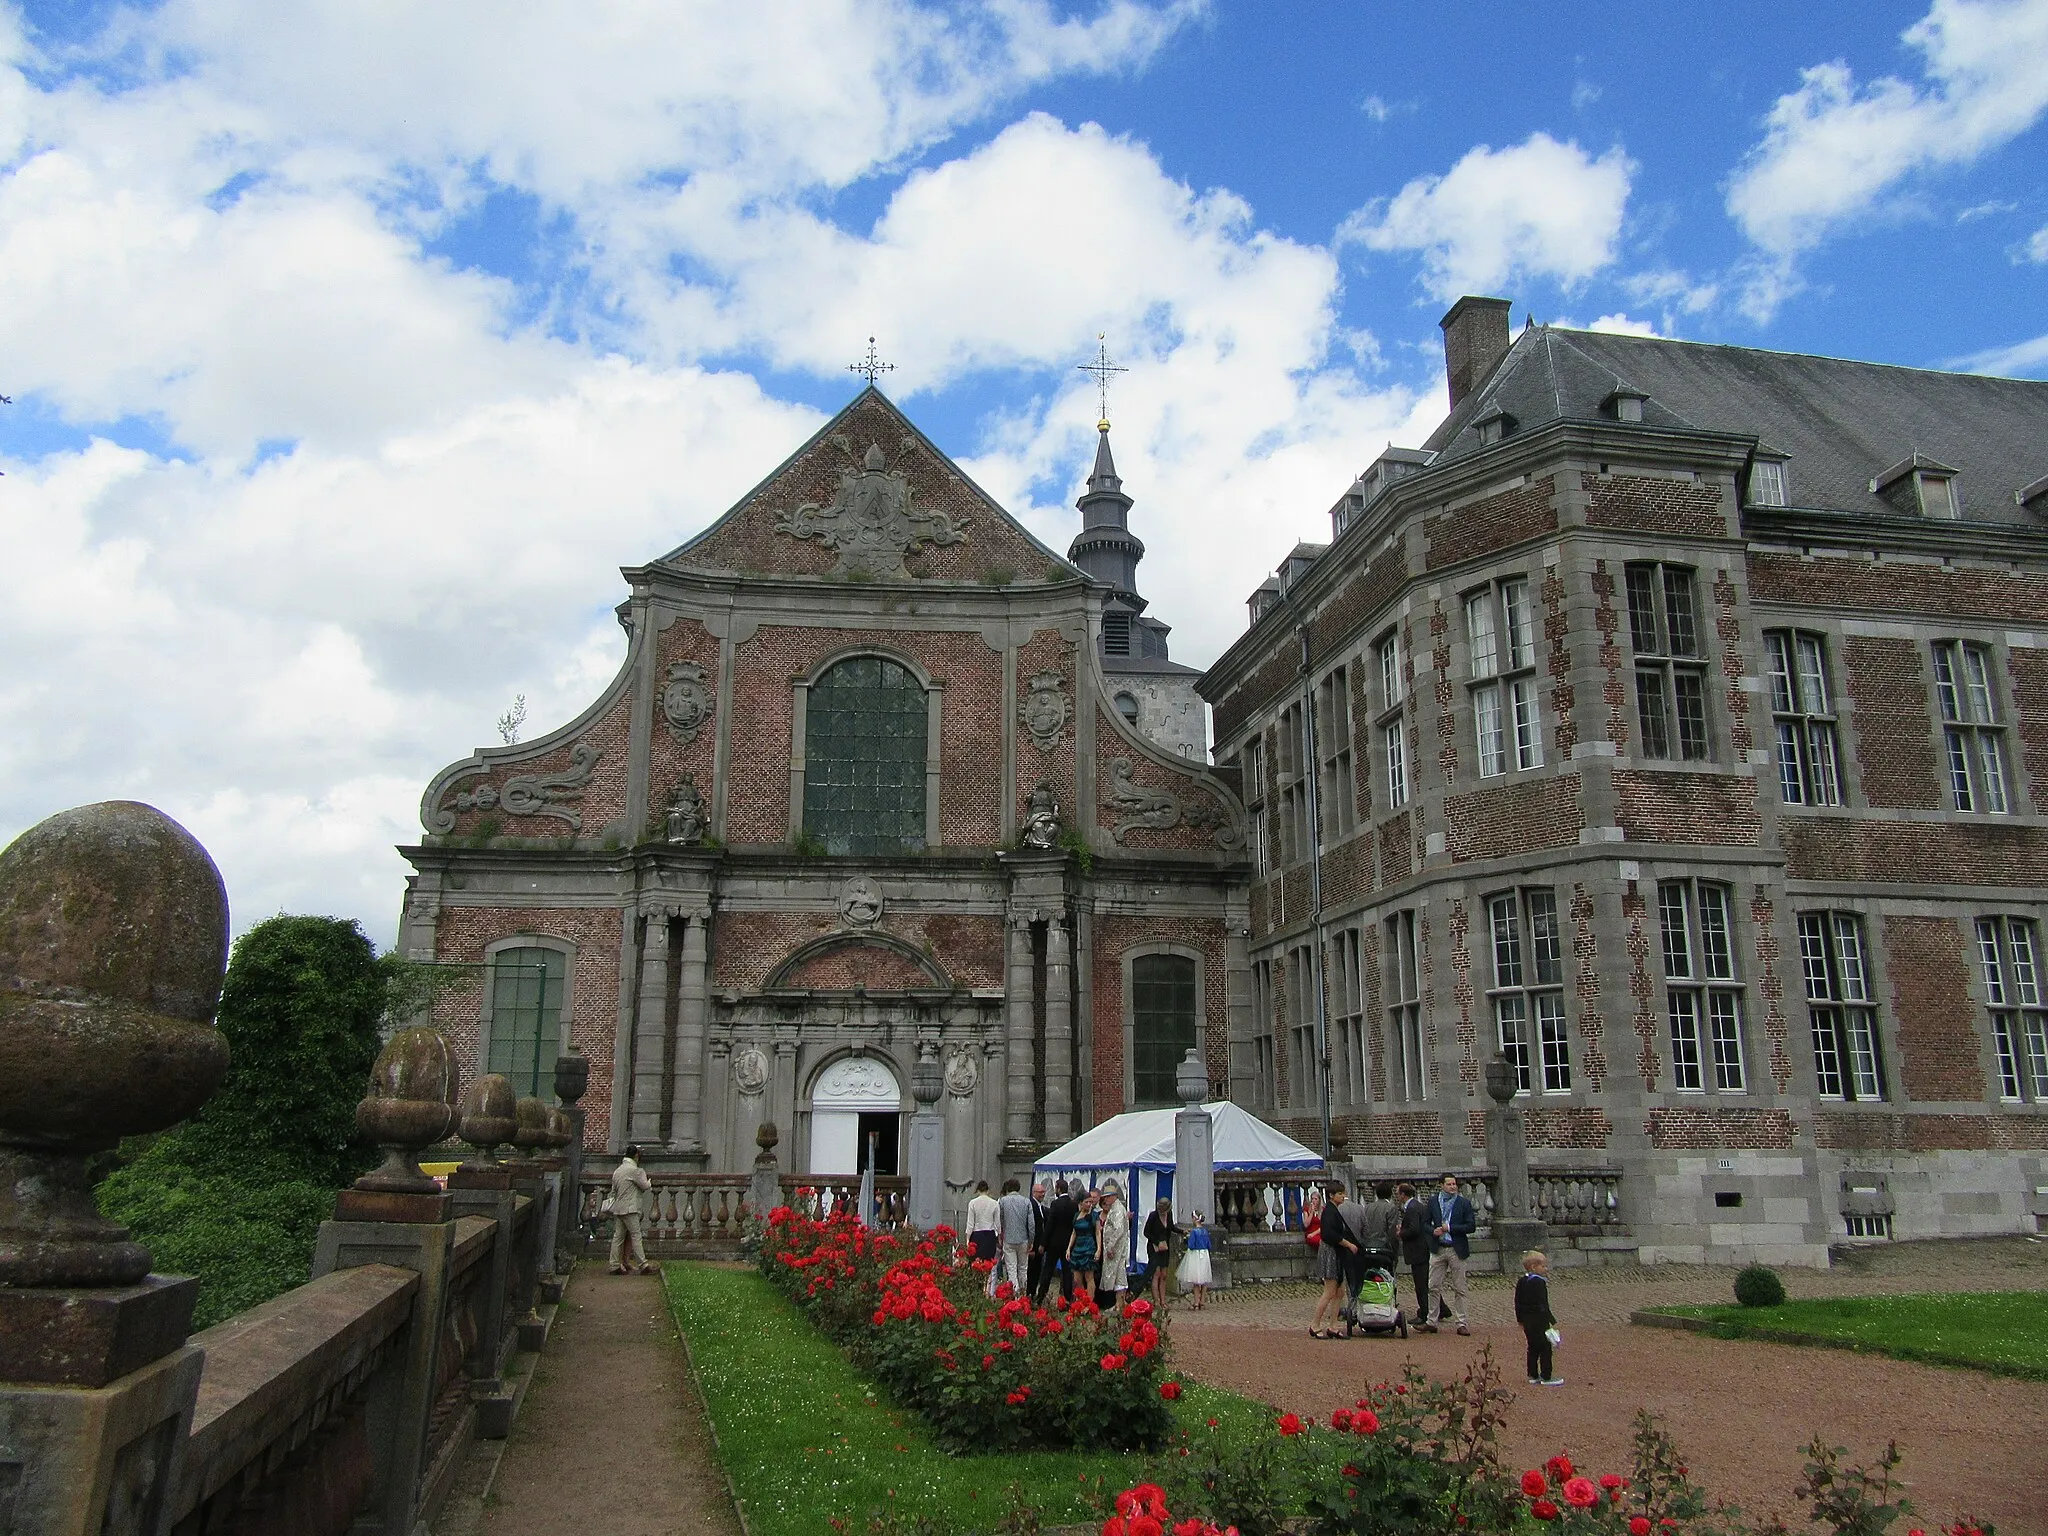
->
[1782, 818, 2048, 885]
[1424, 475, 1558, 571]
[1582, 470, 1730, 539]
[1644, 1107, 1796, 1150]
[1089, 914, 1230, 1124]
[431, 695, 634, 842]
[1843, 637, 1941, 810]
[1884, 916, 1982, 1103]
[1444, 773, 1583, 862]
[1612, 770, 1760, 846]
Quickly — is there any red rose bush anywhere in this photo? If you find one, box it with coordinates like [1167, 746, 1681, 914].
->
[759, 1205, 1172, 1452]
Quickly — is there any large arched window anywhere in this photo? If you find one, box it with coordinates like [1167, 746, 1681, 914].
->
[803, 655, 928, 854]
[485, 943, 568, 1098]
[1132, 953, 1199, 1105]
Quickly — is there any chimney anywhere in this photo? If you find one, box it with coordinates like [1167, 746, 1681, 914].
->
[1439, 295, 1513, 410]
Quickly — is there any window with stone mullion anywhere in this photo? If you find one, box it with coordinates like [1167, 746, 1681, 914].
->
[1658, 880, 1747, 1093]
[1627, 563, 1710, 762]
[1977, 916, 2048, 1102]
[487, 945, 566, 1099]
[1317, 665, 1356, 840]
[1286, 943, 1318, 1109]
[1764, 630, 1844, 806]
[1799, 911, 1885, 1101]
[1329, 928, 1365, 1107]
[1488, 888, 1569, 1093]
[1467, 576, 1541, 779]
[1384, 909, 1424, 1103]
[804, 656, 927, 854]
[1932, 640, 2010, 815]
[1132, 954, 1199, 1107]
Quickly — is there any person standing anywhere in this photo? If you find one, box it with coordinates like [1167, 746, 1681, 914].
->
[1096, 1181, 1132, 1309]
[1040, 1179, 1077, 1303]
[1349, 1182, 1400, 1322]
[1143, 1197, 1176, 1307]
[997, 1178, 1034, 1296]
[1396, 1181, 1434, 1331]
[1515, 1250, 1563, 1386]
[965, 1179, 1002, 1293]
[1026, 1181, 1049, 1299]
[1178, 1212, 1213, 1308]
[1308, 1185, 1357, 1338]
[1428, 1174, 1477, 1335]
[1067, 1190, 1101, 1301]
[608, 1145, 656, 1276]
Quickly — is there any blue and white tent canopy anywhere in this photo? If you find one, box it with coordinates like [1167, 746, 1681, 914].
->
[1033, 1103, 1325, 1277]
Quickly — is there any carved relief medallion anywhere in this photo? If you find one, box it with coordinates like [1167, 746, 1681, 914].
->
[773, 437, 968, 579]
[662, 662, 713, 742]
[943, 1047, 979, 1098]
[732, 1046, 770, 1097]
[1021, 670, 1069, 750]
[837, 876, 884, 928]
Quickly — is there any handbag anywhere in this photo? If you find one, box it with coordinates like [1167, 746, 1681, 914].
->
[599, 1196, 616, 1217]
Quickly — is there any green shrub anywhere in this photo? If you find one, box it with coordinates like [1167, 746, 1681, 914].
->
[1735, 1262, 1787, 1308]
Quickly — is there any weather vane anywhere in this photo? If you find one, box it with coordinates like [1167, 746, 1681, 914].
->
[1077, 334, 1127, 430]
[848, 337, 895, 388]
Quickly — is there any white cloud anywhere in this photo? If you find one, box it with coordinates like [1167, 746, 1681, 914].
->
[1623, 267, 1720, 314]
[1726, 0, 2048, 265]
[2022, 222, 2048, 261]
[1957, 197, 2018, 220]
[1586, 313, 1659, 336]
[1947, 331, 2048, 375]
[1339, 132, 1636, 301]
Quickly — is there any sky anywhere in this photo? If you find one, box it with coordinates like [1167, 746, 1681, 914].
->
[3, 0, 2046, 948]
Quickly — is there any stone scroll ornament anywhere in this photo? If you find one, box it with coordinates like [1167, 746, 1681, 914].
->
[430, 741, 602, 833]
[662, 661, 712, 743]
[1103, 755, 1243, 851]
[773, 436, 968, 579]
[1020, 670, 1070, 750]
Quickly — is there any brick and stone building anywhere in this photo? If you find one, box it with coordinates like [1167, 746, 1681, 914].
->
[398, 388, 1250, 1195]
[1200, 297, 2048, 1263]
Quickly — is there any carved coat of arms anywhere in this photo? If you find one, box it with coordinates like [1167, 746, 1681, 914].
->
[662, 662, 712, 742]
[1021, 671, 1069, 751]
[774, 438, 968, 579]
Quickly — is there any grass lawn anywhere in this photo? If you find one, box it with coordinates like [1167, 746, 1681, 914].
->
[1646, 1290, 2048, 1380]
[663, 1263, 1278, 1535]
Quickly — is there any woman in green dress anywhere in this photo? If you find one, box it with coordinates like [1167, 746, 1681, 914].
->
[1066, 1189, 1100, 1300]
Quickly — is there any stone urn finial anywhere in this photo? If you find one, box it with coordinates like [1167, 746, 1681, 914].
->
[754, 1120, 779, 1153]
[911, 1044, 943, 1108]
[0, 801, 231, 1286]
[511, 1096, 551, 1160]
[545, 1106, 574, 1151]
[1483, 1053, 1519, 1107]
[353, 1026, 460, 1194]
[1175, 1047, 1208, 1107]
[553, 1044, 589, 1106]
[458, 1073, 518, 1167]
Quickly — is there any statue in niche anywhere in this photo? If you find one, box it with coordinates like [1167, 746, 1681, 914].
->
[1021, 781, 1062, 850]
[664, 776, 706, 844]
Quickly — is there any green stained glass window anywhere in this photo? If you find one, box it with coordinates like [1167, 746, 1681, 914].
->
[1132, 953, 1199, 1106]
[487, 946, 566, 1098]
[803, 656, 929, 855]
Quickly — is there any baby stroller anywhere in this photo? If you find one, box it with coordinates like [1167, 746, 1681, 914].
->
[1342, 1261, 1409, 1339]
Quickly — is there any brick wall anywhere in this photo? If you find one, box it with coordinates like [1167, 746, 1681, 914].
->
[1212, 644, 1295, 747]
[1782, 818, 2048, 885]
[725, 625, 1004, 846]
[1612, 771, 1761, 845]
[1581, 470, 1729, 539]
[1322, 831, 1373, 908]
[1569, 884, 1607, 1091]
[1593, 561, 1630, 750]
[432, 696, 634, 841]
[779, 940, 938, 991]
[677, 392, 1061, 584]
[1748, 552, 2048, 625]
[1449, 899, 1478, 1099]
[2010, 648, 2048, 802]
[1815, 1112, 2048, 1151]
[1844, 637, 1940, 809]
[1751, 889, 1794, 1094]
[1423, 476, 1558, 571]
[1542, 566, 1578, 759]
[1015, 628, 1078, 831]
[1624, 885, 1659, 1091]
[1430, 599, 1456, 786]
[1884, 915, 1983, 1103]
[433, 905, 623, 1150]
[1378, 808, 1413, 885]
[1711, 571, 1753, 759]
[1337, 1110, 1441, 1156]
[1466, 1106, 1614, 1151]
[711, 910, 1004, 990]
[647, 616, 720, 830]
[1090, 915, 1229, 1123]
[1644, 1107, 1796, 1150]
[1307, 545, 1407, 666]
[1444, 773, 1584, 862]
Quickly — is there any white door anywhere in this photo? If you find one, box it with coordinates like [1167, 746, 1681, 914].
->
[808, 1056, 901, 1175]
[810, 1111, 860, 1175]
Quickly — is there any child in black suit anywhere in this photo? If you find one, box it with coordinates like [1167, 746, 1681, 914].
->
[1514, 1250, 1562, 1386]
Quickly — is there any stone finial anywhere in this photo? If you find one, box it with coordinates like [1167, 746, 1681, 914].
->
[911, 1044, 943, 1108]
[545, 1106, 574, 1151]
[1483, 1053, 1519, 1106]
[553, 1044, 589, 1106]
[1175, 1047, 1207, 1106]
[0, 801, 231, 1287]
[754, 1120, 779, 1153]
[458, 1073, 518, 1166]
[511, 1096, 551, 1159]
[353, 1026, 460, 1194]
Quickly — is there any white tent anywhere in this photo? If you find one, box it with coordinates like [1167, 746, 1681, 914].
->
[1033, 1103, 1326, 1279]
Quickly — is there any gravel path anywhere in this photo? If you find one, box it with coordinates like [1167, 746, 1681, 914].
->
[476, 1267, 742, 1536]
[1171, 1237, 2048, 1533]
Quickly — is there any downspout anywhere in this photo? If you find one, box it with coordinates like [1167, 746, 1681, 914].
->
[1297, 624, 1333, 1162]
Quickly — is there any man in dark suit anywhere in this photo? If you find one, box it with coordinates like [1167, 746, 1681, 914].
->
[1038, 1178, 1076, 1303]
[1025, 1181, 1049, 1300]
[1428, 1173, 1477, 1335]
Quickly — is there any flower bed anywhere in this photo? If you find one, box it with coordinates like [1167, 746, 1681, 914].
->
[759, 1206, 1172, 1452]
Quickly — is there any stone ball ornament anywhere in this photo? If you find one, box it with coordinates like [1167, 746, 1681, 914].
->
[354, 1026, 461, 1194]
[0, 801, 232, 1287]
[458, 1072, 518, 1162]
[512, 1095, 552, 1155]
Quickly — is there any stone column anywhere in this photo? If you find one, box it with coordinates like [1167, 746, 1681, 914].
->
[1044, 916, 1075, 1140]
[553, 1047, 591, 1262]
[1172, 1048, 1215, 1231]
[670, 912, 710, 1161]
[1484, 1053, 1547, 1272]
[906, 1048, 945, 1232]
[749, 1123, 783, 1222]
[629, 910, 672, 1145]
[1003, 917, 1036, 1147]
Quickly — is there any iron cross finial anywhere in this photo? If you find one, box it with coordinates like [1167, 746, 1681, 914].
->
[849, 337, 895, 388]
[1077, 334, 1127, 430]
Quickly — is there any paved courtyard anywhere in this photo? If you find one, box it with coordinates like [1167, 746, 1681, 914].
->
[1172, 1236, 2048, 1534]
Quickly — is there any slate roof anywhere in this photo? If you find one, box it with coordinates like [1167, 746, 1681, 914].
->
[1424, 326, 2048, 527]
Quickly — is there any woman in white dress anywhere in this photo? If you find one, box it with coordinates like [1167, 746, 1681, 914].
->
[1177, 1212, 1214, 1308]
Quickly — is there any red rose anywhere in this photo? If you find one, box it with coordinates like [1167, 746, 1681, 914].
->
[1546, 1455, 1575, 1485]
[1562, 1477, 1598, 1510]
[1101, 1520, 1129, 1536]
[1159, 1380, 1183, 1400]
[1521, 1471, 1549, 1499]
[1277, 1413, 1304, 1436]
[1530, 1500, 1560, 1522]
[1600, 1475, 1626, 1491]
[1130, 1520, 1162, 1536]
[1630, 1520, 1652, 1536]
[1352, 1409, 1379, 1434]
[1331, 1409, 1353, 1431]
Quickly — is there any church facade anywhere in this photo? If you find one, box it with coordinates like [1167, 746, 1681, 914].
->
[398, 389, 1251, 1188]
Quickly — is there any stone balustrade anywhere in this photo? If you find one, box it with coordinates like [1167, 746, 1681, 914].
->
[574, 1169, 913, 1253]
[1530, 1167, 1625, 1233]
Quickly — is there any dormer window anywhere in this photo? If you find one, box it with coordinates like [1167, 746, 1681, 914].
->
[1474, 408, 1517, 447]
[1870, 454, 1961, 519]
[1603, 389, 1648, 424]
[1748, 457, 1790, 508]
[2017, 473, 2048, 516]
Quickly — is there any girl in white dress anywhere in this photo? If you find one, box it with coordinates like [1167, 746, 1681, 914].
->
[1177, 1212, 1214, 1308]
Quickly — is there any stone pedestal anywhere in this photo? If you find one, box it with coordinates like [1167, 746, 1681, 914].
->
[1171, 1049, 1215, 1228]
[447, 1171, 518, 1437]
[1483, 1054, 1547, 1272]
[906, 1049, 945, 1232]
[749, 1122, 783, 1224]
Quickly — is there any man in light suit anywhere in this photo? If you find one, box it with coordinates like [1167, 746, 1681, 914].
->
[1428, 1173, 1477, 1334]
[609, 1145, 656, 1275]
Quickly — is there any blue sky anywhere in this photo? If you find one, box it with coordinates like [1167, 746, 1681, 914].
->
[3, 0, 2045, 942]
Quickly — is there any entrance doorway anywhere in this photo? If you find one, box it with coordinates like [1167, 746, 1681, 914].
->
[808, 1055, 902, 1176]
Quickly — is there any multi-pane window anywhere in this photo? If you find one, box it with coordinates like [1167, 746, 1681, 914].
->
[1799, 912, 1886, 1101]
[803, 656, 928, 853]
[1276, 704, 1311, 865]
[1931, 641, 2010, 815]
[1488, 888, 1570, 1092]
[1384, 909, 1425, 1103]
[1748, 459, 1789, 508]
[1658, 881, 1747, 1092]
[1252, 958, 1276, 1104]
[1377, 629, 1409, 811]
[1764, 630, 1843, 806]
[1329, 928, 1366, 1107]
[1242, 736, 1269, 875]
[1626, 563, 1710, 761]
[1286, 943, 1318, 1109]
[1317, 666, 1356, 838]
[1378, 631, 1407, 712]
[487, 945, 567, 1098]
[1977, 917, 2048, 1103]
[1131, 954, 1199, 1106]
[1467, 576, 1541, 777]
[1383, 717, 1408, 809]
